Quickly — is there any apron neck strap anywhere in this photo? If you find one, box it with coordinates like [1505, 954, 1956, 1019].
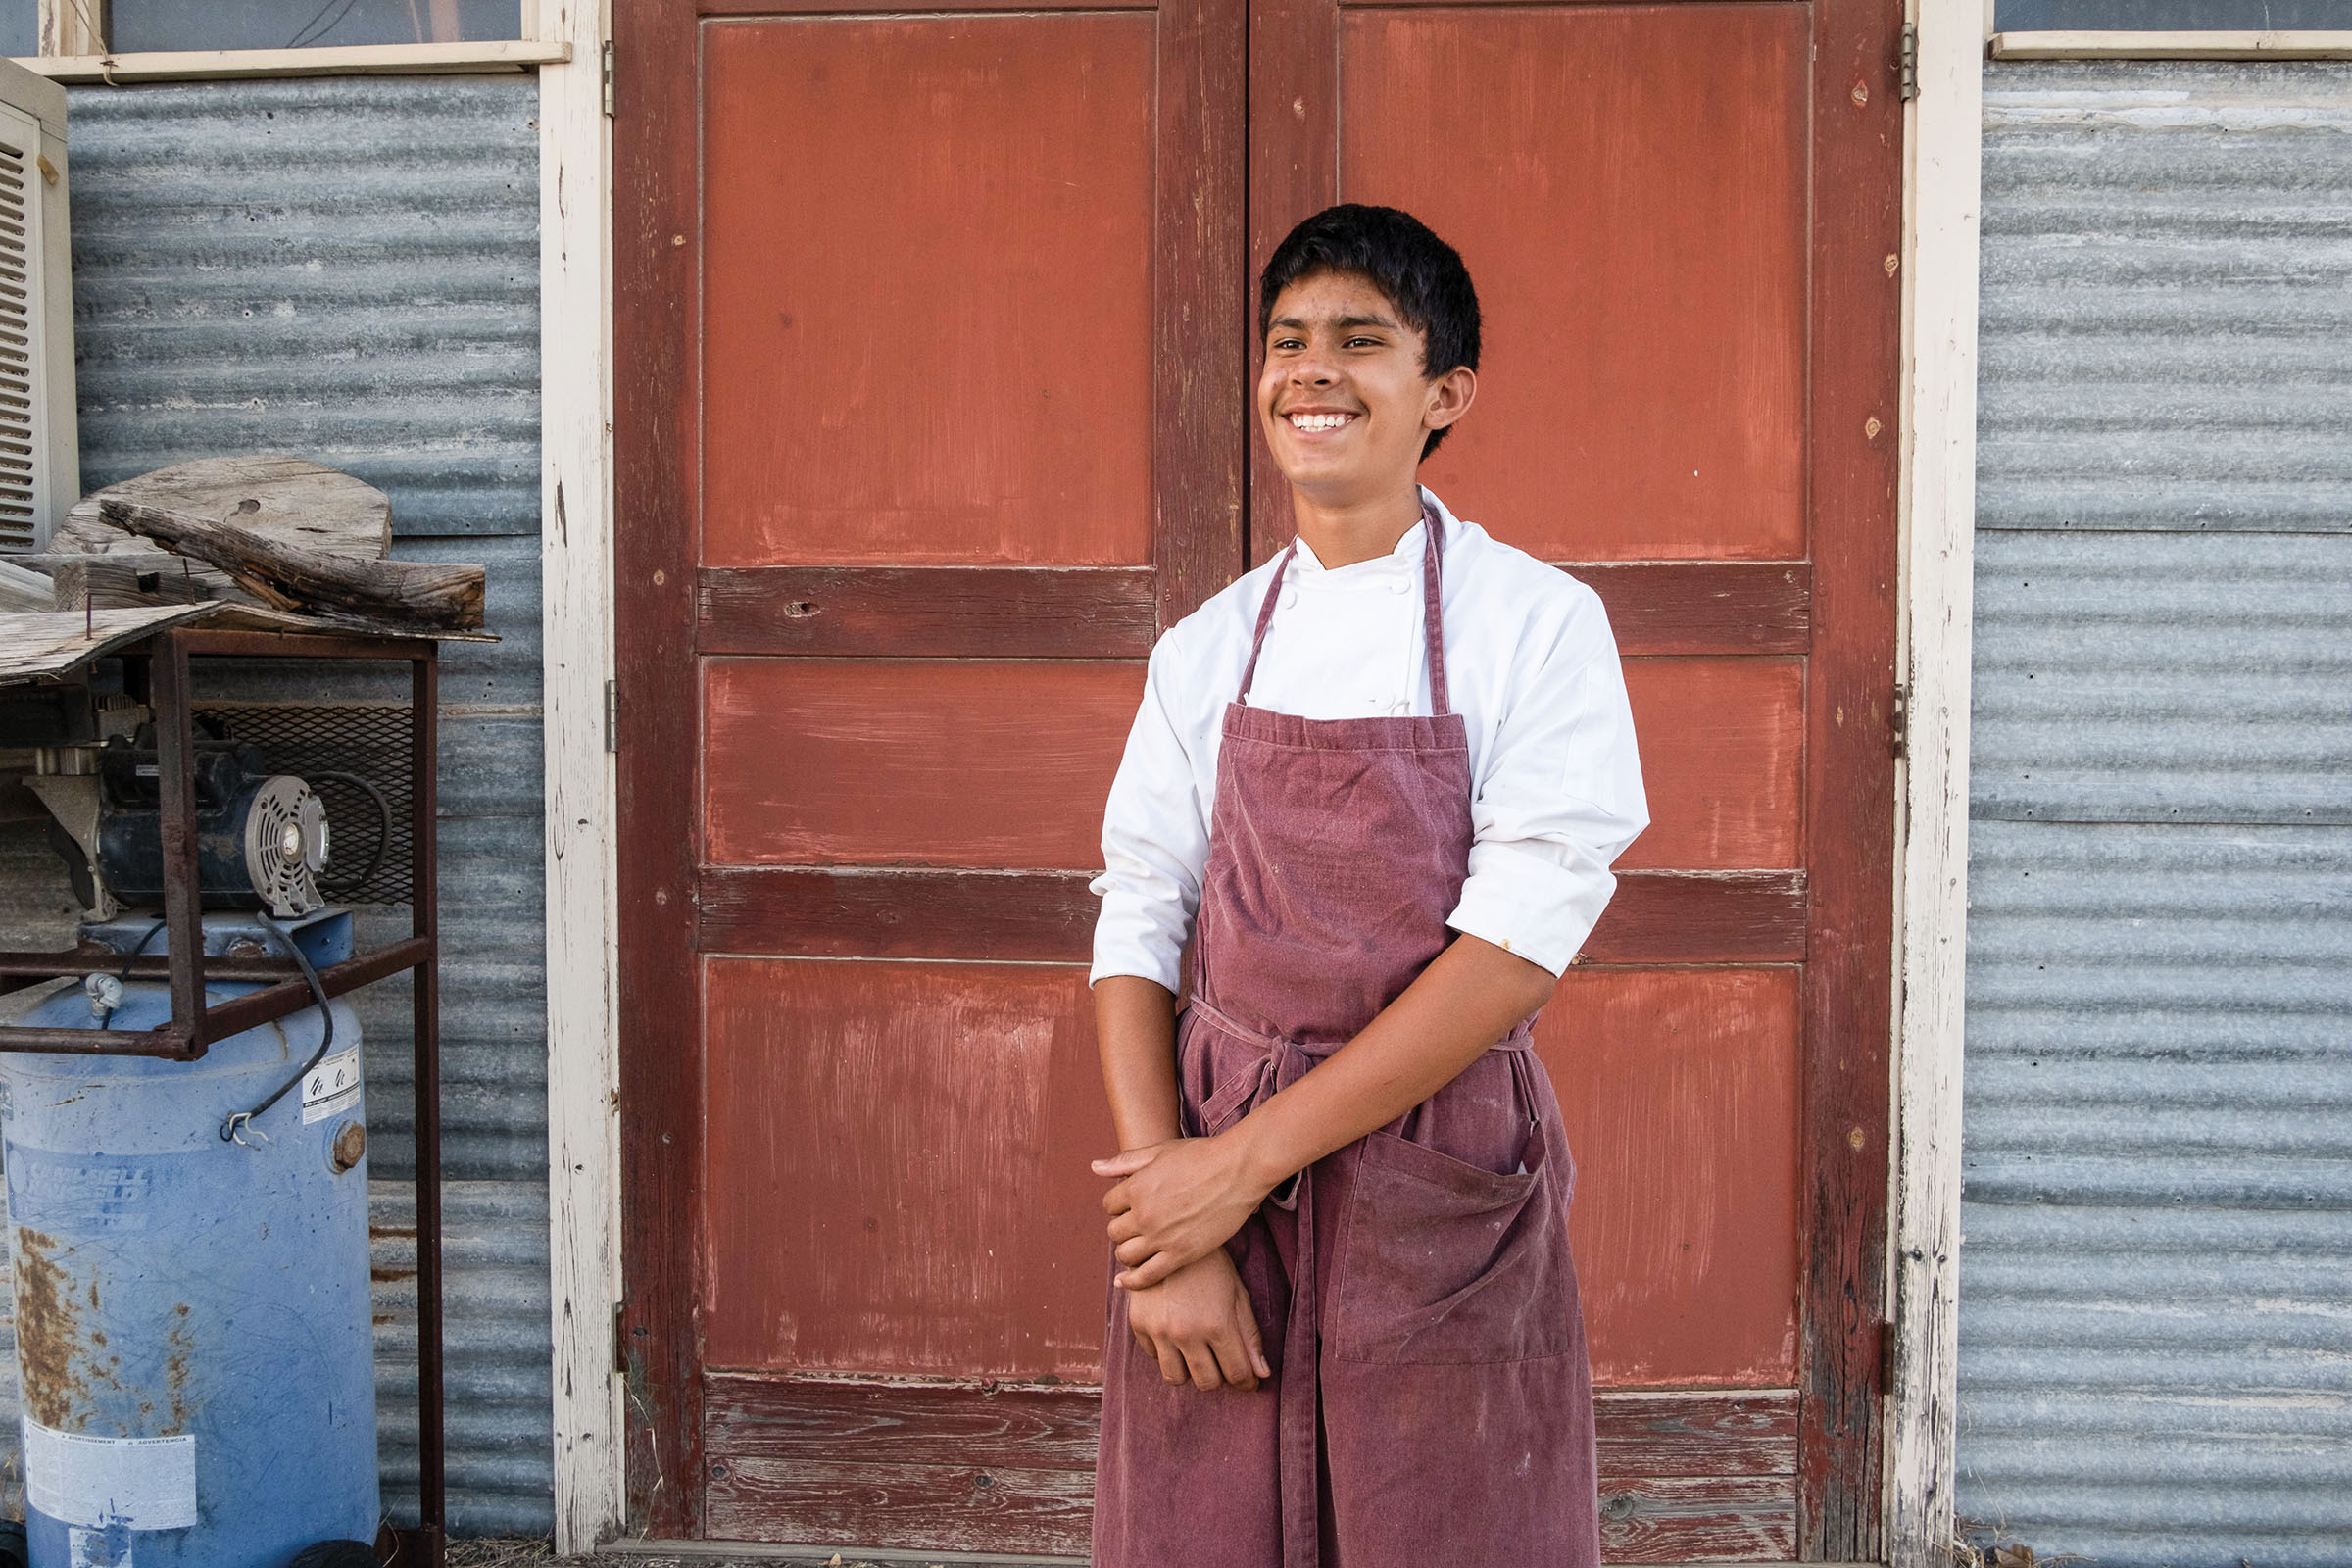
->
[1236, 496, 1451, 714]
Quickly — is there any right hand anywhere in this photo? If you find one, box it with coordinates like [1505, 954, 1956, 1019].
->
[1125, 1247, 1271, 1393]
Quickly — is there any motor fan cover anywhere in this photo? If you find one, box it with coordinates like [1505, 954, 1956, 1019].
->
[241, 775, 327, 918]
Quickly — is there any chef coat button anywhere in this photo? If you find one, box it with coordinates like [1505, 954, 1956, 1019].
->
[1389, 579, 1410, 595]
[1281, 589, 1298, 610]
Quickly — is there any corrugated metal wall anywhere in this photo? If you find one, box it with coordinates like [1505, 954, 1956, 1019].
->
[1962, 62, 2352, 1567]
[0, 76, 551, 1534]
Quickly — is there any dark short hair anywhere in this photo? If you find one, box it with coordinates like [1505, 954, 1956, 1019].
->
[1258, 204, 1481, 459]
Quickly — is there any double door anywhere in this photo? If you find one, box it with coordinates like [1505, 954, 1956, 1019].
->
[614, 0, 1902, 1554]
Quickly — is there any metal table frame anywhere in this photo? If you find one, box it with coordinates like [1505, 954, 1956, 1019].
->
[0, 625, 448, 1567]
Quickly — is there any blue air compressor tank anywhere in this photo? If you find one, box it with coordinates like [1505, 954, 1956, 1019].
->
[0, 910, 376, 1567]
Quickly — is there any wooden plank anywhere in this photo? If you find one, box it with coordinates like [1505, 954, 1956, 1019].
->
[0, 604, 220, 686]
[707, 1378, 1796, 1480]
[1797, 0, 1904, 1555]
[1152, 0, 1250, 622]
[698, 566, 1158, 660]
[697, 560, 1807, 660]
[60, 455, 390, 561]
[1599, 1475, 1798, 1564]
[698, 867, 1100, 961]
[1592, 1391, 1800, 1480]
[539, 0, 628, 1546]
[1581, 870, 1805, 965]
[96, 499, 484, 632]
[1571, 562, 1809, 658]
[708, 1375, 1102, 1471]
[1886, 12, 1982, 1566]
[708, 1458, 1095, 1558]
[612, 0, 707, 1536]
[694, 866, 1803, 965]
[702, 1376, 1799, 1558]
[20, 41, 570, 82]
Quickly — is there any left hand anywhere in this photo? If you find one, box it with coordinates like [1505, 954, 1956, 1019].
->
[1094, 1135, 1274, 1291]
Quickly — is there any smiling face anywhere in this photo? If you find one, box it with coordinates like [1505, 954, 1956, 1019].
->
[1256, 269, 1476, 513]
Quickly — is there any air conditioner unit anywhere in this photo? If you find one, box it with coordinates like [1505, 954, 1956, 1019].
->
[0, 56, 73, 554]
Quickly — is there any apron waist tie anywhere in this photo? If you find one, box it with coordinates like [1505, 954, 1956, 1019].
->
[1178, 991, 1538, 1567]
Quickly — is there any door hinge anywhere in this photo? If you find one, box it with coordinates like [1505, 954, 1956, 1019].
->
[614, 1302, 630, 1376]
[602, 37, 616, 118]
[1898, 24, 1920, 102]
[604, 678, 618, 754]
[1890, 682, 1909, 760]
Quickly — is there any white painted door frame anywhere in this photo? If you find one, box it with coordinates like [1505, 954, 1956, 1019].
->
[1886, 2, 1982, 1565]
[538, 0, 625, 1551]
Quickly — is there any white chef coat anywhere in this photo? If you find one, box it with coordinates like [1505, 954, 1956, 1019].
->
[1091, 487, 1648, 990]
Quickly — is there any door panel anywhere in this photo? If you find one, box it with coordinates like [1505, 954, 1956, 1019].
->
[1542, 967, 1801, 1388]
[702, 661, 1145, 867]
[618, 0, 1899, 1552]
[1347, 5, 1810, 564]
[703, 959, 1116, 1375]
[701, 16, 1159, 567]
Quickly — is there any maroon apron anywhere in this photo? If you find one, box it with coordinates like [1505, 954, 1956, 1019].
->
[1095, 505, 1601, 1568]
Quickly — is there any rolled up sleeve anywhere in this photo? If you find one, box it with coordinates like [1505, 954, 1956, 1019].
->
[1446, 591, 1648, 976]
[1090, 633, 1209, 992]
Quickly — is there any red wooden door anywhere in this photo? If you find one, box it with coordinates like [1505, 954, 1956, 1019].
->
[614, 0, 1899, 1555]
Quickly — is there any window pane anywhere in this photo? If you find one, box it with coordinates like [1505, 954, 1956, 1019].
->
[0, 0, 33, 58]
[1997, 0, 2352, 25]
[110, 0, 524, 52]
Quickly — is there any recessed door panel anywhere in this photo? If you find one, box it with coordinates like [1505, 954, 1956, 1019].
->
[701, 17, 1159, 567]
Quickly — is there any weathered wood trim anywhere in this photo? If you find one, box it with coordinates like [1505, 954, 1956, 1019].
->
[612, 0, 708, 1537]
[1796, 0, 1904, 1555]
[696, 561, 1811, 660]
[696, 0, 1153, 11]
[698, 567, 1161, 660]
[1989, 29, 2352, 59]
[703, 1374, 1802, 1560]
[21, 41, 570, 81]
[696, 864, 1805, 964]
[541, 0, 625, 1554]
[1886, 8, 1979, 1567]
[1564, 563, 1811, 657]
[1152, 0, 1250, 623]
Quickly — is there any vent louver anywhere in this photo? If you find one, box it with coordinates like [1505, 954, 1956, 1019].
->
[0, 133, 36, 551]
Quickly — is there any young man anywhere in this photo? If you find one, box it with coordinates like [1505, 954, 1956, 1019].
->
[1087, 205, 1648, 1565]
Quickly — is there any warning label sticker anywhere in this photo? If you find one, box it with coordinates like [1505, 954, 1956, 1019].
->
[301, 1046, 363, 1124]
[24, 1421, 196, 1529]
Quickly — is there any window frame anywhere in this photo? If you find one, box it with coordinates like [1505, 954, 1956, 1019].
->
[17, 0, 567, 80]
[1990, 28, 2352, 57]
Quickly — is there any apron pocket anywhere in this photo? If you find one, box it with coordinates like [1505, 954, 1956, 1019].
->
[1332, 1123, 1573, 1365]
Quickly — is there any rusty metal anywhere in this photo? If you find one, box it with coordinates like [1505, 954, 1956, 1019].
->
[151, 633, 206, 1044]
[409, 647, 447, 1568]
[0, 624, 449, 1562]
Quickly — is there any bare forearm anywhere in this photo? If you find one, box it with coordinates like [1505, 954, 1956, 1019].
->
[1229, 933, 1555, 1191]
[1096, 973, 1185, 1151]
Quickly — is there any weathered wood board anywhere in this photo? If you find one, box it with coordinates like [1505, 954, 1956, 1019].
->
[55, 455, 392, 561]
[98, 499, 484, 632]
[0, 604, 223, 685]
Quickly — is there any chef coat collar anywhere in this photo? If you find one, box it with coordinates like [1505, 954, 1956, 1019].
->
[1289, 486, 1455, 578]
